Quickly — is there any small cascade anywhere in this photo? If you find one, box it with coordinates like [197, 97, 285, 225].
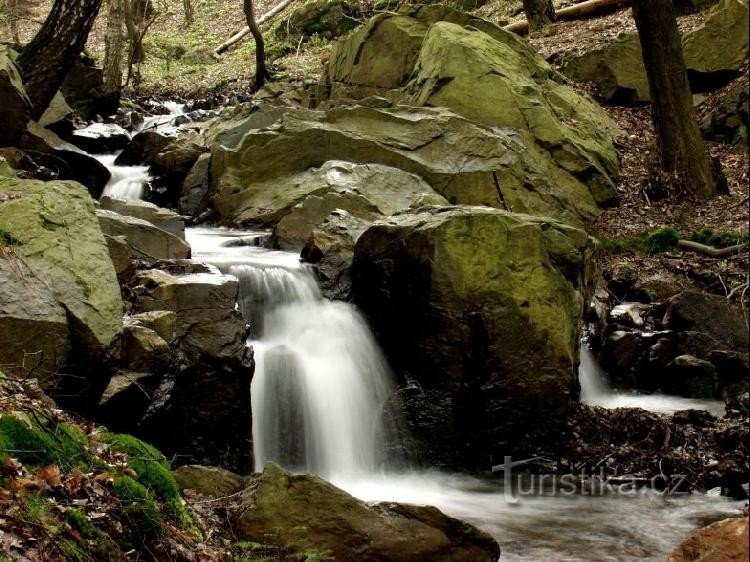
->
[187, 228, 399, 478]
[95, 154, 151, 200]
[578, 344, 725, 416]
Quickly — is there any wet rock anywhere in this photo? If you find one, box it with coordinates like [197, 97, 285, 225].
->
[100, 196, 185, 239]
[664, 290, 748, 352]
[353, 206, 595, 467]
[0, 46, 30, 146]
[302, 210, 371, 300]
[96, 209, 191, 260]
[150, 133, 206, 208]
[707, 350, 750, 385]
[0, 176, 123, 385]
[19, 122, 111, 197]
[173, 465, 246, 496]
[69, 123, 131, 154]
[132, 269, 249, 366]
[665, 355, 719, 399]
[115, 129, 174, 166]
[668, 517, 748, 562]
[234, 462, 500, 562]
[602, 330, 641, 378]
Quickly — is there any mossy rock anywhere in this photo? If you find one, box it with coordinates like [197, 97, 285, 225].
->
[0, 414, 91, 471]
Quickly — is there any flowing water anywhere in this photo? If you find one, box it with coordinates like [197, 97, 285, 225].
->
[96, 154, 151, 200]
[187, 226, 745, 561]
[578, 344, 726, 417]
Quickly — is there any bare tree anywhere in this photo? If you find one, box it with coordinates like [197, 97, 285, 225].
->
[632, 0, 719, 198]
[243, 0, 270, 90]
[522, 0, 556, 31]
[17, 0, 104, 119]
[103, 0, 125, 101]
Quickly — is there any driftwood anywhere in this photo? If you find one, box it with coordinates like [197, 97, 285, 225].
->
[214, 0, 295, 55]
[505, 0, 632, 35]
[676, 239, 749, 258]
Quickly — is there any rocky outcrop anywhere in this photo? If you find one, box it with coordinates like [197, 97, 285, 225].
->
[562, 0, 749, 103]
[96, 209, 191, 260]
[210, 104, 600, 228]
[353, 206, 595, 467]
[668, 517, 748, 561]
[113, 267, 254, 471]
[234, 462, 500, 562]
[318, 8, 620, 204]
[0, 46, 30, 146]
[700, 80, 749, 148]
[592, 289, 749, 403]
[0, 176, 122, 382]
[100, 196, 186, 239]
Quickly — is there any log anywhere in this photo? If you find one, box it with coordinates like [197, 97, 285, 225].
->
[505, 0, 631, 35]
[214, 0, 295, 56]
[676, 240, 749, 257]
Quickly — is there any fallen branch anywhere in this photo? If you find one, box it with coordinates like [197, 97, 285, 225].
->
[676, 239, 749, 258]
[505, 0, 632, 35]
[214, 0, 295, 56]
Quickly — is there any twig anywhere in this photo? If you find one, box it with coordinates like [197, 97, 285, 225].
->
[676, 239, 749, 258]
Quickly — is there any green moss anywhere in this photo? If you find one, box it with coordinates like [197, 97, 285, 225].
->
[0, 415, 92, 471]
[689, 228, 749, 248]
[113, 475, 164, 543]
[102, 433, 195, 530]
[642, 227, 680, 253]
[0, 228, 21, 246]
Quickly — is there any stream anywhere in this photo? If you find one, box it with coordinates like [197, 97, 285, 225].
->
[87, 110, 744, 561]
[185, 227, 745, 562]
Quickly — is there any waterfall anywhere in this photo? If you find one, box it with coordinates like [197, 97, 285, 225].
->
[187, 228, 399, 478]
[578, 344, 725, 416]
[96, 154, 151, 200]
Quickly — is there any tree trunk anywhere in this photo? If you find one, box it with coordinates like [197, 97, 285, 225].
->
[522, 0, 556, 31]
[183, 0, 194, 25]
[243, 0, 270, 90]
[214, 0, 294, 56]
[17, 0, 104, 119]
[632, 0, 718, 199]
[103, 0, 125, 99]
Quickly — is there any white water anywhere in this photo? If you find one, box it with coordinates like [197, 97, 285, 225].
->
[187, 227, 397, 477]
[95, 153, 151, 200]
[187, 226, 744, 561]
[139, 101, 186, 132]
[578, 345, 726, 417]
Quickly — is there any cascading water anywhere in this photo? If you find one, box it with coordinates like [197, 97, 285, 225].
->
[578, 343, 726, 416]
[96, 154, 151, 200]
[186, 226, 744, 561]
[187, 227, 398, 478]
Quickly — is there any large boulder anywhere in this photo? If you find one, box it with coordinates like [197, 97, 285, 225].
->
[179, 152, 212, 216]
[273, 160, 447, 249]
[0, 46, 30, 146]
[562, 0, 749, 103]
[100, 196, 185, 239]
[319, 10, 620, 204]
[668, 517, 748, 561]
[0, 257, 70, 382]
[352, 206, 595, 467]
[276, 0, 361, 46]
[210, 104, 600, 228]
[19, 122, 111, 197]
[407, 22, 619, 204]
[96, 209, 191, 260]
[0, 177, 123, 369]
[234, 462, 500, 562]
[700, 80, 749, 148]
